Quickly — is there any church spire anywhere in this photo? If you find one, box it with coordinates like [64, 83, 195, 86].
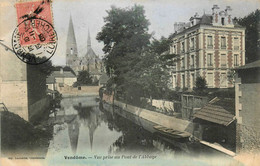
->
[87, 29, 91, 50]
[66, 14, 78, 68]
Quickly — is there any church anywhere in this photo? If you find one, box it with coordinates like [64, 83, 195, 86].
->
[65, 15, 103, 82]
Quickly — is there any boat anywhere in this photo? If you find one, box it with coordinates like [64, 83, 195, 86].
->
[153, 125, 191, 140]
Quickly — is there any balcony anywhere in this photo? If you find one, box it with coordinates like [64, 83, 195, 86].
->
[234, 46, 239, 50]
[207, 64, 213, 68]
[207, 45, 213, 49]
[221, 46, 226, 49]
[221, 64, 227, 68]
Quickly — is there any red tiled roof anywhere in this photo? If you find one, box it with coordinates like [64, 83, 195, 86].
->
[193, 97, 235, 126]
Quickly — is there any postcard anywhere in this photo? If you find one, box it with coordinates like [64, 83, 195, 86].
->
[0, 0, 259, 166]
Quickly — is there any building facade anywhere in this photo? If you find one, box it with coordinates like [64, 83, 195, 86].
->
[66, 16, 103, 77]
[235, 60, 260, 152]
[169, 5, 245, 90]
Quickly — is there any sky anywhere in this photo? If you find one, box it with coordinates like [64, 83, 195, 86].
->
[0, 0, 259, 65]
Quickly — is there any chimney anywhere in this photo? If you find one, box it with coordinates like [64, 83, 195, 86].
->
[212, 5, 220, 15]
[60, 68, 64, 74]
[225, 6, 232, 15]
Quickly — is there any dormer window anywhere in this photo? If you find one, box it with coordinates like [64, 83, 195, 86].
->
[221, 18, 225, 25]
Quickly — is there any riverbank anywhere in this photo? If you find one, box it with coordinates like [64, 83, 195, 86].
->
[103, 95, 237, 157]
[0, 111, 53, 157]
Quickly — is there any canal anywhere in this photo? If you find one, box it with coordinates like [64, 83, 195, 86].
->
[44, 96, 242, 165]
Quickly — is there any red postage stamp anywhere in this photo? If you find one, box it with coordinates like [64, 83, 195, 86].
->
[15, 0, 55, 46]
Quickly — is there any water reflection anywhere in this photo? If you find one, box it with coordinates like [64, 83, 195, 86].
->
[47, 97, 123, 156]
[47, 96, 237, 162]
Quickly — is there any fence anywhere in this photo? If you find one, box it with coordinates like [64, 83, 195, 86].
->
[181, 94, 208, 120]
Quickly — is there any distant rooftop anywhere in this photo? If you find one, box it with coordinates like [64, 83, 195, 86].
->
[51, 70, 76, 78]
[235, 60, 260, 70]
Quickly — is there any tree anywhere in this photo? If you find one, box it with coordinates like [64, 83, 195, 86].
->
[195, 76, 207, 91]
[97, 5, 175, 103]
[235, 9, 260, 63]
[75, 70, 93, 86]
[150, 36, 171, 55]
[97, 5, 151, 77]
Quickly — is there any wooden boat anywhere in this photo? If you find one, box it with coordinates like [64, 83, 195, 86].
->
[153, 125, 191, 140]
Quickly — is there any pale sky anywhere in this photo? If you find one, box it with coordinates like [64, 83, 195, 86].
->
[0, 0, 259, 65]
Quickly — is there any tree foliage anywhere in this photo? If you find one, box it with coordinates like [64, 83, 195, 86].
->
[76, 70, 93, 86]
[97, 5, 151, 76]
[97, 5, 174, 101]
[235, 9, 260, 63]
[195, 76, 207, 91]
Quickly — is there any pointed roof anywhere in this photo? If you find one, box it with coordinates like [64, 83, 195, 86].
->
[66, 15, 77, 46]
[87, 29, 91, 50]
[85, 30, 98, 59]
[200, 14, 212, 25]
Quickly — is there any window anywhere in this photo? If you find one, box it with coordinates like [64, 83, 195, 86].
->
[181, 42, 185, 52]
[220, 73, 227, 87]
[207, 73, 213, 87]
[221, 54, 226, 67]
[221, 37, 226, 49]
[182, 75, 185, 88]
[173, 75, 177, 88]
[190, 38, 195, 50]
[234, 54, 239, 66]
[207, 53, 213, 67]
[174, 45, 176, 54]
[221, 18, 225, 25]
[234, 37, 239, 50]
[181, 58, 185, 69]
[70, 48, 73, 55]
[190, 55, 194, 68]
[207, 36, 213, 48]
[191, 73, 195, 89]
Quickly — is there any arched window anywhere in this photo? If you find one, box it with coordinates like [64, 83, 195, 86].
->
[70, 48, 73, 55]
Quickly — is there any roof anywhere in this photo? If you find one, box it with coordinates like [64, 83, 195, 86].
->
[85, 47, 97, 59]
[235, 60, 260, 70]
[169, 14, 245, 39]
[193, 97, 235, 126]
[200, 14, 212, 25]
[99, 73, 109, 84]
[46, 75, 55, 84]
[51, 71, 76, 78]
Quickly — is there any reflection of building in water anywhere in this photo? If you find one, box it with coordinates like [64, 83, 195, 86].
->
[67, 115, 80, 154]
[74, 103, 102, 150]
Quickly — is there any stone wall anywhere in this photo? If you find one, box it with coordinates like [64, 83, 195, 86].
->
[28, 97, 50, 122]
[237, 83, 260, 152]
[0, 45, 29, 121]
[59, 85, 101, 96]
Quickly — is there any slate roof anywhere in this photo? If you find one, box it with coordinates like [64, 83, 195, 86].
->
[169, 14, 244, 39]
[46, 75, 55, 84]
[200, 14, 212, 25]
[235, 60, 260, 70]
[193, 97, 235, 126]
[51, 71, 76, 78]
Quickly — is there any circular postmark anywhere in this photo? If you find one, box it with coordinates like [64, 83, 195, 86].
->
[12, 18, 58, 65]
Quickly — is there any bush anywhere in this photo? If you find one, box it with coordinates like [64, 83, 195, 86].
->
[195, 76, 207, 91]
